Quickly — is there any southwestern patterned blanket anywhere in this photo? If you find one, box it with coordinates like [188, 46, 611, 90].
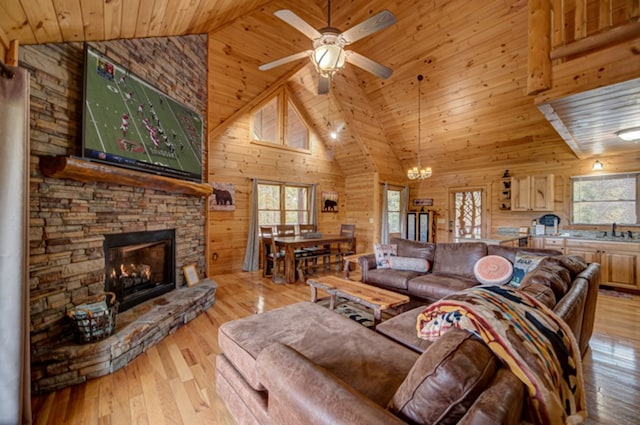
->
[416, 285, 587, 425]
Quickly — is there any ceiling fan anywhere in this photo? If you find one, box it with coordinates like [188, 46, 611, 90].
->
[259, 0, 396, 94]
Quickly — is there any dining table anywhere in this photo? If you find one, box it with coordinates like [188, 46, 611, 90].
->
[273, 234, 356, 283]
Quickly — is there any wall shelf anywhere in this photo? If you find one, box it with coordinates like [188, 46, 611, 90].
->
[39, 156, 212, 197]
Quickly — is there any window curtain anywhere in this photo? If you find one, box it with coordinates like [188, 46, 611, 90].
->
[242, 178, 260, 271]
[400, 186, 409, 238]
[0, 65, 32, 424]
[381, 183, 389, 244]
[310, 184, 318, 227]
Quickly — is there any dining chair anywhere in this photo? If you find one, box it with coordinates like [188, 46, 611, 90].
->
[259, 226, 285, 282]
[333, 224, 356, 267]
[276, 225, 296, 236]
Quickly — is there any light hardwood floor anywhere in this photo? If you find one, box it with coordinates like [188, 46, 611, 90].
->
[31, 271, 640, 425]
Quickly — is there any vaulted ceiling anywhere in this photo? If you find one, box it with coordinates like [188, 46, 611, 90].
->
[2, 0, 639, 179]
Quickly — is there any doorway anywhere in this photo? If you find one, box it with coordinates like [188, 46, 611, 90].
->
[449, 187, 486, 241]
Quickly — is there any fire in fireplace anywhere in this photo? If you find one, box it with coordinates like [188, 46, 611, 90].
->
[104, 229, 176, 312]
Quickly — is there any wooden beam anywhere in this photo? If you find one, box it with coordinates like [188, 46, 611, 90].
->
[527, 0, 552, 95]
[7, 40, 19, 67]
[550, 19, 640, 60]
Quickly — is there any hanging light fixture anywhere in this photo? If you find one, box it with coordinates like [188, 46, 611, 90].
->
[408, 74, 432, 180]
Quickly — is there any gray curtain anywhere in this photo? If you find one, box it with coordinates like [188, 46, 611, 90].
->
[242, 178, 260, 271]
[310, 184, 318, 227]
[400, 186, 409, 238]
[0, 65, 32, 424]
[381, 183, 389, 243]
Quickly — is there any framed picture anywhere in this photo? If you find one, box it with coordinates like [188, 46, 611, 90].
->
[210, 182, 235, 211]
[321, 191, 339, 212]
[183, 263, 200, 287]
[413, 198, 433, 207]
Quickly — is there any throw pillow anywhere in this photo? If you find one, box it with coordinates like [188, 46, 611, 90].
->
[473, 255, 513, 285]
[389, 328, 499, 425]
[374, 243, 397, 269]
[508, 253, 546, 288]
[389, 256, 430, 273]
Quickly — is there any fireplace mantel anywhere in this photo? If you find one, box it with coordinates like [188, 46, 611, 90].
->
[40, 156, 212, 197]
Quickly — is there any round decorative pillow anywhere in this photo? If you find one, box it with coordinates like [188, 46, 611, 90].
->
[473, 255, 513, 285]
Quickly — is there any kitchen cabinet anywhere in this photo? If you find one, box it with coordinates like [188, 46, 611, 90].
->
[542, 237, 565, 253]
[510, 174, 554, 211]
[565, 239, 639, 291]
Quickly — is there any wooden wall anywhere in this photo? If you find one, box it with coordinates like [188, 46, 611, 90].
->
[206, 84, 346, 276]
[412, 153, 640, 243]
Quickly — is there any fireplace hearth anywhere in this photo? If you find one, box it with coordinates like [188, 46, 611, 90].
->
[104, 229, 176, 312]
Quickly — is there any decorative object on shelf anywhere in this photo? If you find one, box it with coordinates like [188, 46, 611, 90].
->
[321, 191, 339, 212]
[499, 171, 511, 210]
[592, 160, 604, 170]
[407, 74, 432, 180]
[210, 182, 235, 211]
[183, 263, 200, 287]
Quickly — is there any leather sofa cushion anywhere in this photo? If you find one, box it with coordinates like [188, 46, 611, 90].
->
[521, 264, 571, 301]
[375, 306, 433, 353]
[391, 237, 436, 262]
[218, 301, 418, 406]
[365, 268, 422, 291]
[432, 243, 487, 280]
[457, 368, 525, 425]
[408, 274, 479, 304]
[553, 279, 588, 344]
[541, 255, 588, 279]
[389, 328, 499, 425]
[518, 282, 556, 309]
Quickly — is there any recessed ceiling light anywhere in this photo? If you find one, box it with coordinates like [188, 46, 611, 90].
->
[616, 127, 640, 142]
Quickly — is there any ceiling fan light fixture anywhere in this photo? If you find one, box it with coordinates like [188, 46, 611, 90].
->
[312, 36, 346, 78]
[616, 127, 640, 142]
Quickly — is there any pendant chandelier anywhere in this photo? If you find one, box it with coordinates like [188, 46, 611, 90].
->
[407, 74, 432, 180]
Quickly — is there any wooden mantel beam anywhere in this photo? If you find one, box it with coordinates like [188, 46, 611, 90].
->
[7, 40, 18, 66]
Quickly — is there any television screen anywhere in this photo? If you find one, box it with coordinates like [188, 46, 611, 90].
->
[82, 45, 203, 182]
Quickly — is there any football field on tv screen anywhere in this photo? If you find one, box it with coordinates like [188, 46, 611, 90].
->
[83, 47, 203, 180]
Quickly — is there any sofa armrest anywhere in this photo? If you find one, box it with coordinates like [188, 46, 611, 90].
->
[257, 343, 406, 425]
[358, 254, 377, 282]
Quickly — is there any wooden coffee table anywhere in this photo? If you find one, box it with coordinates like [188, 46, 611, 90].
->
[307, 275, 410, 329]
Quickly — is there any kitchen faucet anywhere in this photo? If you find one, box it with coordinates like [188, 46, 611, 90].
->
[612, 222, 617, 237]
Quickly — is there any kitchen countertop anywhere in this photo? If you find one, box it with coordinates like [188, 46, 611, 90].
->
[454, 234, 528, 245]
[532, 234, 640, 243]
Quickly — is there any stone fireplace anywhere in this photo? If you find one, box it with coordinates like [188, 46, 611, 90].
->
[104, 229, 176, 312]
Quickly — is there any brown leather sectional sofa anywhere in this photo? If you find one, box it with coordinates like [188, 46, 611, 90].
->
[216, 239, 600, 424]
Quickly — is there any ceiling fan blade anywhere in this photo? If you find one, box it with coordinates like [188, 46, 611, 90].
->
[339, 10, 396, 45]
[318, 76, 330, 95]
[345, 51, 393, 79]
[274, 10, 322, 40]
[259, 51, 311, 71]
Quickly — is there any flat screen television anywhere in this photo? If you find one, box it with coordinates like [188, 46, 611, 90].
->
[82, 45, 204, 182]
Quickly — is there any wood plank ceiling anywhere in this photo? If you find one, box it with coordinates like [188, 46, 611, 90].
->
[2, 0, 639, 178]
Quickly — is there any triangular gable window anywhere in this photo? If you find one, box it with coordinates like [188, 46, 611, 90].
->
[251, 87, 310, 151]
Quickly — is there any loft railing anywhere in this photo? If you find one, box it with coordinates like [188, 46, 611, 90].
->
[527, 0, 640, 97]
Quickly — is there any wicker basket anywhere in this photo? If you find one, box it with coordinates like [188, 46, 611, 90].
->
[67, 292, 118, 343]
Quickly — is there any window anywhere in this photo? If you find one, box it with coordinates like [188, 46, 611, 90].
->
[258, 183, 310, 226]
[571, 173, 639, 224]
[251, 88, 309, 150]
[387, 189, 401, 235]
